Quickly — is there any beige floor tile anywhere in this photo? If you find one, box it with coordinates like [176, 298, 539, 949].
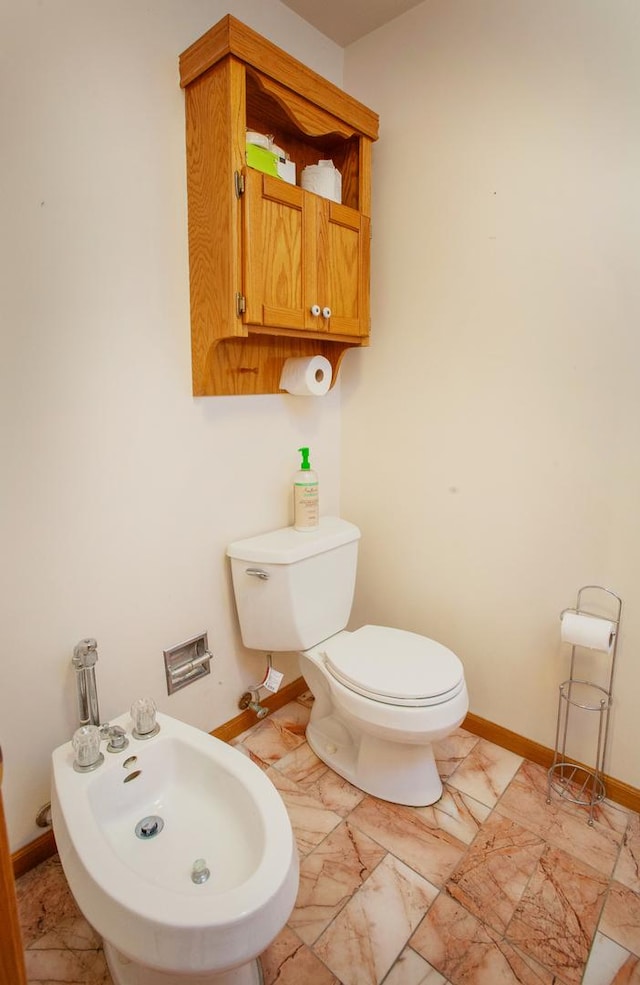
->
[294, 766, 366, 818]
[446, 813, 546, 934]
[24, 942, 111, 983]
[226, 738, 271, 771]
[26, 914, 102, 952]
[446, 738, 523, 807]
[414, 785, 491, 846]
[274, 741, 328, 785]
[16, 856, 81, 949]
[269, 700, 312, 731]
[508, 846, 609, 984]
[497, 761, 623, 877]
[275, 743, 366, 816]
[545, 771, 630, 838]
[348, 795, 467, 887]
[260, 925, 340, 984]
[289, 820, 386, 945]
[614, 811, 640, 894]
[235, 714, 307, 766]
[599, 882, 640, 958]
[267, 767, 343, 857]
[313, 854, 438, 985]
[433, 727, 481, 780]
[410, 892, 555, 984]
[381, 946, 448, 984]
[582, 931, 640, 985]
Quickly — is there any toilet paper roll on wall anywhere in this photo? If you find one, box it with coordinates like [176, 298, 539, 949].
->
[279, 355, 332, 396]
[560, 611, 616, 652]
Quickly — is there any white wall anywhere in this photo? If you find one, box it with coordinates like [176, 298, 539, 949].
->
[5, 0, 640, 855]
[0, 0, 344, 851]
[342, 0, 640, 787]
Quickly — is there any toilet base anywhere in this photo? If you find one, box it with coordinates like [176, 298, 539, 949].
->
[306, 715, 443, 806]
[104, 941, 263, 985]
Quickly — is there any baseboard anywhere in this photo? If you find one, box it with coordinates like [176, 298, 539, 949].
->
[211, 677, 308, 742]
[11, 677, 309, 879]
[463, 711, 640, 814]
[12, 689, 638, 877]
[12, 829, 56, 880]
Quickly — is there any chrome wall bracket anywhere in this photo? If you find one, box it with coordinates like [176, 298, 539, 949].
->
[164, 632, 212, 695]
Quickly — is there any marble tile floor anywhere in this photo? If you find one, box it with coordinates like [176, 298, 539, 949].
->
[15, 693, 640, 985]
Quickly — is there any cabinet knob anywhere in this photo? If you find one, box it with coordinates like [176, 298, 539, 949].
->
[322, 306, 332, 319]
[310, 304, 321, 317]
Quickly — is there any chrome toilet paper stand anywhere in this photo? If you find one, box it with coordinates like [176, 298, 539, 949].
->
[547, 584, 622, 824]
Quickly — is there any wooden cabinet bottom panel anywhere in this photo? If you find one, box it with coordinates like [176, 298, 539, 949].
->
[199, 336, 355, 396]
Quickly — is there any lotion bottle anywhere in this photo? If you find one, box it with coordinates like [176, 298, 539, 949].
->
[293, 447, 319, 531]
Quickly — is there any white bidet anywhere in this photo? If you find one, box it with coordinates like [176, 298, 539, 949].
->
[51, 712, 299, 984]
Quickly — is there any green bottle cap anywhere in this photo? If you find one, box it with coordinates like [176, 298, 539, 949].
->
[298, 447, 311, 470]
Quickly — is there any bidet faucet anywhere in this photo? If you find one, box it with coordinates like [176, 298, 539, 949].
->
[72, 638, 101, 728]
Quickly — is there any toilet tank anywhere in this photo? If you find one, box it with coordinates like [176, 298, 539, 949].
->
[227, 517, 360, 651]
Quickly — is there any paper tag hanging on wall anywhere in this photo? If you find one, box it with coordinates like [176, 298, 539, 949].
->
[262, 666, 284, 693]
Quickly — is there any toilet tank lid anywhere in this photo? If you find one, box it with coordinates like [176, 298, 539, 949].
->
[227, 516, 360, 564]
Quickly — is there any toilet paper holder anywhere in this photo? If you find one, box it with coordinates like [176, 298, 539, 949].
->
[548, 585, 622, 823]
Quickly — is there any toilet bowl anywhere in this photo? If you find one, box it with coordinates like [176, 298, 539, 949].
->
[227, 517, 469, 808]
[300, 625, 468, 805]
[51, 711, 299, 985]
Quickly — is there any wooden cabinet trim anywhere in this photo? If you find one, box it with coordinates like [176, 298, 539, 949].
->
[248, 70, 357, 141]
[179, 15, 379, 140]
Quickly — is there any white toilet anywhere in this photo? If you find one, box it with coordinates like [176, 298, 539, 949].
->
[227, 517, 468, 807]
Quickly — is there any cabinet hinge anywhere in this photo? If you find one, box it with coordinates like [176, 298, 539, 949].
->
[235, 292, 246, 316]
[234, 171, 245, 198]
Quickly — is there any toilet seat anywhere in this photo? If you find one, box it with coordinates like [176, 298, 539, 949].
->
[322, 625, 464, 707]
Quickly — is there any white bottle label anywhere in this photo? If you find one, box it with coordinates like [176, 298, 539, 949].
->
[294, 481, 319, 529]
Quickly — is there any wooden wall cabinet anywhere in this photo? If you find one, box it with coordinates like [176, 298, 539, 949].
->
[179, 16, 379, 396]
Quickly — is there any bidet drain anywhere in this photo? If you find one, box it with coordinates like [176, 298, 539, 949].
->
[135, 815, 164, 839]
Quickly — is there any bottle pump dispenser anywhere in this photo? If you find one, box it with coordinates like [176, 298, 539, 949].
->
[293, 447, 319, 531]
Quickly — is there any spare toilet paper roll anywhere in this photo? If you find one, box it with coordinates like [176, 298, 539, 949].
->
[245, 130, 270, 149]
[279, 355, 332, 396]
[300, 161, 342, 203]
[560, 611, 616, 652]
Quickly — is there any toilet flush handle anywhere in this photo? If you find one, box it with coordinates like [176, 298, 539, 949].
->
[245, 568, 269, 580]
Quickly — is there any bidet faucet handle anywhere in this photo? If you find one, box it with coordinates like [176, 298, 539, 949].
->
[105, 725, 129, 753]
[131, 697, 159, 739]
[72, 725, 104, 772]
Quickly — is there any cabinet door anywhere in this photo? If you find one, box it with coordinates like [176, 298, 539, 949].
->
[321, 202, 370, 338]
[242, 168, 370, 340]
[243, 169, 318, 331]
